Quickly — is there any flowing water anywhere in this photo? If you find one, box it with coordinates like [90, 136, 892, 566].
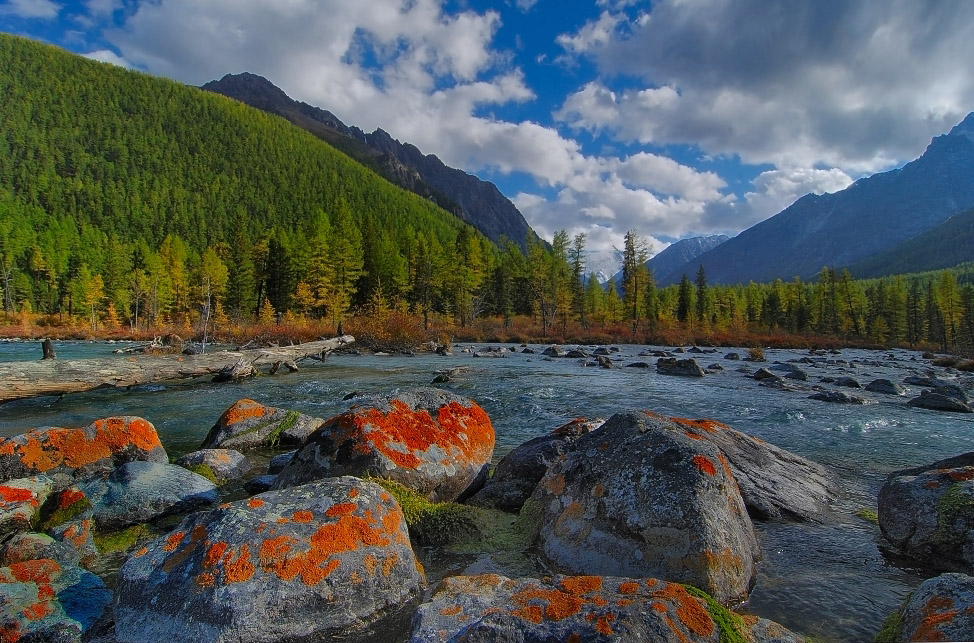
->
[2, 339, 973, 640]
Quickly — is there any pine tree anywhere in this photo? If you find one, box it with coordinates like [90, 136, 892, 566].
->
[677, 274, 693, 323]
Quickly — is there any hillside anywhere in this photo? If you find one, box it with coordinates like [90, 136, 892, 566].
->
[849, 207, 974, 278]
[202, 73, 539, 250]
[678, 113, 974, 285]
[0, 33, 489, 319]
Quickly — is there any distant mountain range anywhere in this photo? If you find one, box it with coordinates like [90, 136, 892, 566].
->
[611, 235, 729, 287]
[668, 113, 974, 285]
[202, 73, 539, 250]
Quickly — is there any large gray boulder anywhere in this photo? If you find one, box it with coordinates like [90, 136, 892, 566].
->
[0, 417, 167, 486]
[879, 452, 974, 570]
[113, 477, 425, 643]
[908, 387, 972, 413]
[656, 357, 706, 377]
[202, 399, 326, 450]
[175, 449, 250, 484]
[529, 411, 758, 604]
[667, 414, 836, 522]
[882, 573, 974, 642]
[411, 573, 804, 642]
[79, 461, 218, 530]
[273, 388, 495, 503]
[468, 418, 600, 513]
[866, 378, 907, 395]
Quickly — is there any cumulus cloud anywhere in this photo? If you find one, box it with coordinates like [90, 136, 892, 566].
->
[84, 0, 119, 16]
[82, 48, 132, 68]
[0, 0, 60, 19]
[556, 0, 974, 174]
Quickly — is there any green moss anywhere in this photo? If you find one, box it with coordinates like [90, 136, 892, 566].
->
[41, 496, 92, 531]
[367, 478, 479, 546]
[267, 410, 300, 448]
[934, 483, 974, 547]
[874, 605, 904, 643]
[185, 463, 219, 484]
[682, 585, 747, 643]
[94, 523, 153, 554]
[856, 508, 879, 524]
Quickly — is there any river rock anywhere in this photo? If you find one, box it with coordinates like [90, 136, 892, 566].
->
[267, 451, 296, 475]
[78, 461, 218, 531]
[565, 349, 588, 359]
[668, 414, 836, 522]
[784, 368, 809, 381]
[753, 368, 778, 381]
[175, 449, 250, 483]
[0, 532, 80, 568]
[865, 379, 907, 395]
[201, 399, 325, 450]
[0, 476, 53, 539]
[244, 475, 276, 493]
[0, 417, 167, 486]
[904, 374, 948, 388]
[835, 377, 862, 388]
[656, 357, 706, 377]
[908, 389, 973, 412]
[273, 388, 495, 503]
[113, 477, 425, 643]
[0, 559, 112, 642]
[625, 361, 651, 369]
[724, 352, 740, 360]
[529, 411, 758, 604]
[888, 573, 974, 642]
[593, 347, 611, 356]
[879, 453, 974, 570]
[411, 573, 803, 642]
[809, 391, 869, 404]
[541, 346, 568, 358]
[468, 419, 599, 513]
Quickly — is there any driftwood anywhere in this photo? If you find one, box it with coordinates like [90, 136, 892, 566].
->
[0, 335, 355, 403]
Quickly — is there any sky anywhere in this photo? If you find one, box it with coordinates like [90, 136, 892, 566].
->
[3, 0, 974, 275]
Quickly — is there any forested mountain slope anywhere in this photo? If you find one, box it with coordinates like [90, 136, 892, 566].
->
[0, 33, 490, 321]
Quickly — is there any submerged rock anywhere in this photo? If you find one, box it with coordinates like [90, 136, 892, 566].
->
[411, 573, 804, 642]
[529, 411, 758, 604]
[0, 417, 167, 486]
[879, 453, 974, 571]
[884, 573, 974, 642]
[809, 391, 869, 404]
[79, 461, 218, 531]
[273, 388, 495, 503]
[113, 477, 425, 643]
[175, 449, 250, 484]
[656, 357, 706, 377]
[468, 418, 600, 513]
[0, 559, 112, 642]
[202, 399, 325, 450]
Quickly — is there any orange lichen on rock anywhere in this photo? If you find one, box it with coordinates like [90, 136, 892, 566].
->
[348, 488, 359, 499]
[21, 601, 50, 621]
[913, 595, 958, 641]
[7, 559, 60, 585]
[203, 542, 228, 569]
[947, 469, 974, 482]
[511, 587, 585, 622]
[247, 498, 264, 509]
[513, 605, 544, 624]
[325, 503, 356, 517]
[653, 583, 715, 638]
[223, 544, 255, 583]
[0, 486, 36, 505]
[334, 398, 494, 471]
[594, 612, 615, 635]
[162, 531, 187, 553]
[292, 510, 314, 523]
[560, 576, 603, 596]
[440, 605, 463, 617]
[692, 455, 717, 476]
[618, 582, 639, 595]
[670, 417, 729, 434]
[546, 474, 566, 496]
[926, 480, 943, 489]
[220, 400, 268, 426]
[58, 489, 85, 509]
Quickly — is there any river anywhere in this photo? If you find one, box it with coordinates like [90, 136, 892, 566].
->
[1, 339, 972, 640]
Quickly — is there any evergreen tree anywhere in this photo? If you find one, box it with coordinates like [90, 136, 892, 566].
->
[695, 264, 708, 323]
[677, 274, 693, 323]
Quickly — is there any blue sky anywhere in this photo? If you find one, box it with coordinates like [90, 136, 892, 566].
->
[3, 0, 974, 275]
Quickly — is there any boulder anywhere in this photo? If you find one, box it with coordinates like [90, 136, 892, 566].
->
[908, 389, 973, 413]
[48, 518, 98, 570]
[0, 476, 53, 540]
[202, 399, 325, 450]
[885, 573, 974, 642]
[273, 388, 495, 503]
[541, 346, 568, 358]
[0, 417, 167, 486]
[724, 352, 740, 360]
[593, 347, 611, 356]
[565, 350, 588, 359]
[656, 358, 706, 377]
[809, 391, 869, 404]
[667, 414, 836, 523]
[784, 368, 809, 381]
[529, 411, 758, 604]
[175, 449, 250, 484]
[905, 375, 949, 388]
[0, 559, 112, 642]
[244, 475, 276, 493]
[753, 368, 779, 381]
[835, 377, 862, 388]
[468, 419, 600, 513]
[0, 533, 80, 568]
[79, 461, 218, 531]
[267, 451, 296, 475]
[113, 477, 425, 643]
[411, 573, 804, 643]
[624, 362, 651, 369]
[520, 348, 536, 354]
[879, 453, 974, 570]
[866, 379, 907, 395]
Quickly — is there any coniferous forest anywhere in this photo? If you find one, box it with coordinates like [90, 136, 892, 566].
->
[2, 33, 974, 356]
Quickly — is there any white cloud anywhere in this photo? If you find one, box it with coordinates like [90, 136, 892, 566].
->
[743, 168, 853, 222]
[556, 0, 974, 175]
[84, 0, 119, 16]
[0, 0, 60, 19]
[82, 48, 132, 68]
[515, 0, 537, 11]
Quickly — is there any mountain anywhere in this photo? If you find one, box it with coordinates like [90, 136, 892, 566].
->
[848, 206, 974, 278]
[202, 72, 539, 250]
[678, 113, 974, 285]
[610, 235, 728, 287]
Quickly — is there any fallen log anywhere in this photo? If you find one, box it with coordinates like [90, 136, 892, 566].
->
[0, 335, 355, 403]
